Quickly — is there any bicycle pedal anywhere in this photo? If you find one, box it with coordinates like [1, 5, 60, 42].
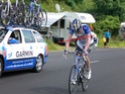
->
[78, 76, 82, 83]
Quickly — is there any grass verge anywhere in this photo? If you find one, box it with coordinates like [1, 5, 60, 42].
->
[45, 37, 125, 51]
[45, 39, 65, 51]
[98, 37, 125, 48]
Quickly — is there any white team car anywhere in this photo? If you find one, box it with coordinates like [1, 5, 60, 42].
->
[0, 25, 48, 77]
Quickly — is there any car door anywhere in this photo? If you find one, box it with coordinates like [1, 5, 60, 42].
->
[32, 30, 46, 55]
[21, 29, 36, 68]
[5, 29, 23, 71]
[32, 30, 48, 64]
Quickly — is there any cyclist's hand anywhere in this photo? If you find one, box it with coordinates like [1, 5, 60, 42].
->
[64, 49, 68, 55]
[63, 49, 68, 59]
[83, 50, 88, 56]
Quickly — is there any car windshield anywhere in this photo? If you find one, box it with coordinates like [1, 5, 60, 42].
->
[0, 28, 8, 42]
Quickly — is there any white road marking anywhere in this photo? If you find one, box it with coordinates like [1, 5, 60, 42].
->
[91, 60, 100, 64]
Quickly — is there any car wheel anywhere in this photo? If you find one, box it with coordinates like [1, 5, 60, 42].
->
[34, 55, 43, 72]
[0, 58, 3, 77]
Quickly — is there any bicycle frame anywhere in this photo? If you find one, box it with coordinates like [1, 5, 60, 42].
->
[15, 0, 25, 7]
[74, 52, 85, 76]
[15, 0, 19, 7]
[5, 0, 12, 15]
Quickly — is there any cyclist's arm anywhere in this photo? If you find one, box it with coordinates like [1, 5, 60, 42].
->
[82, 24, 91, 51]
[65, 28, 74, 50]
[65, 34, 72, 50]
[84, 34, 91, 51]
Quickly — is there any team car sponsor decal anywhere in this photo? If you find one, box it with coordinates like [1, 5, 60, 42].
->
[16, 50, 33, 58]
[8, 52, 12, 58]
[5, 58, 36, 70]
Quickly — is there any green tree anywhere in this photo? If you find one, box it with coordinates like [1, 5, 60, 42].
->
[94, 0, 125, 21]
[94, 16, 120, 36]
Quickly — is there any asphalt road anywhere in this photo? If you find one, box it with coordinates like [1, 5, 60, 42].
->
[0, 48, 125, 94]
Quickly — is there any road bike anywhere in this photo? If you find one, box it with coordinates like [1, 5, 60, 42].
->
[0, 0, 47, 28]
[65, 49, 89, 94]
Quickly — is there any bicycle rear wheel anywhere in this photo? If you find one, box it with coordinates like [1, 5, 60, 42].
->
[40, 9, 48, 28]
[34, 11, 43, 27]
[68, 65, 78, 94]
[34, 8, 47, 29]
[23, 4, 32, 27]
[81, 65, 89, 92]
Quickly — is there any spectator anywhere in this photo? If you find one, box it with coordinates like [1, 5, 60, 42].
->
[104, 29, 111, 48]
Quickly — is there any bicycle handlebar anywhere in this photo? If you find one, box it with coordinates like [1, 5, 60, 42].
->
[63, 51, 75, 59]
[63, 50, 87, 61]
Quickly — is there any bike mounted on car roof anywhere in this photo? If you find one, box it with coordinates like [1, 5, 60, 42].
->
[0, 0, 47, 30]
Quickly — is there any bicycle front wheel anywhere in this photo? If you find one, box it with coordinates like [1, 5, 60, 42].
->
[81, 65, 89, 92]
[68, 65, 78, 94]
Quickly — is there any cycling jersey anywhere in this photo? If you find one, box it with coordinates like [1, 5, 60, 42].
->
[69, 24, 90, 35]
[69, 24, 94, 50]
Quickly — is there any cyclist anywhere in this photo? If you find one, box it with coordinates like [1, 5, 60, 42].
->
[64, 18, 97, 80]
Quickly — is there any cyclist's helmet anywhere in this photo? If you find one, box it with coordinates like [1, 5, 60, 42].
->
[71, 18, 81, 32]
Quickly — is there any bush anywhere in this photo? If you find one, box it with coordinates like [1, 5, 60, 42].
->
[94, 15, 120, 37]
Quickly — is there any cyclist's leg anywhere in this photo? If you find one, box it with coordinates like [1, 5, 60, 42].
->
[83, 39, 96, 71]
[84, 55, 91, 70]
[83, 47, 92, 79]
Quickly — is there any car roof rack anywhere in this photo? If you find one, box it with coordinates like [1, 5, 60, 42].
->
[29, 25, 44, 31]
[0, 24, 44, 32]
